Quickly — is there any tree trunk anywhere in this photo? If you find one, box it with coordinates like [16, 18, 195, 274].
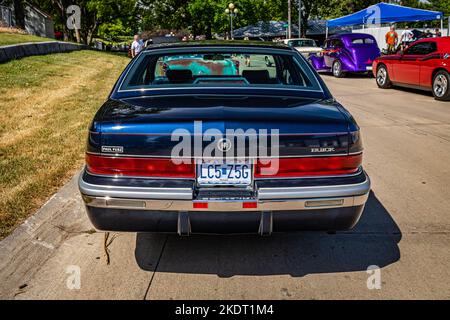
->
[205, 24, 212, 40]
[52, 0, 70, 41]
[74, 27, 81, 43]
[13, 0, 25, 29]
[301, 15, 308, 37]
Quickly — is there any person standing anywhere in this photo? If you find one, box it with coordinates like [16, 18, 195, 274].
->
[385, 25, 398, 54]
[243, 37, 251, 67]
[400, 27, 414, 51]
[435, 28, 442, 37]
[131, 34, 144, 58]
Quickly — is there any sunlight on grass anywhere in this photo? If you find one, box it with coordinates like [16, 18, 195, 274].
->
[0, 50, 130, 238]
[0, 32, 56, 46]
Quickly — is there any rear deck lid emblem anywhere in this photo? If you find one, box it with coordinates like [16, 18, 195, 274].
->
[217, 138, 232, 152]
[311, 147, 336, 153]
[101, 146, 124, 154]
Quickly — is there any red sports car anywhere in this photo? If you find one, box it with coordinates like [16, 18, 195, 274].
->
[373, 37, 450, 101]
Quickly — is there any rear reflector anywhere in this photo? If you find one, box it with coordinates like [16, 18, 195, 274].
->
[243, 202, 258, 209]
[193, 202, 208, 209]
[86, 154, 195, 178]
[305, 199, 344, 208]
[255, 154, 362, 178]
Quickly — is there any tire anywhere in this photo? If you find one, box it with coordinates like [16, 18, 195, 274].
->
[376, 64, 392, 89]
[332, 60, 346, 78]
[432, 70, 450, 101]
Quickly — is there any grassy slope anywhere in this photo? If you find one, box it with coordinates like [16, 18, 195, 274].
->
[0, 50, 129, 238]
[0, 32, 56, 46]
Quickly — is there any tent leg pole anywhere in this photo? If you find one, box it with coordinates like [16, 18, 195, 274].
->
[441, 18, 444, 36]
[326, 26, 328, 38]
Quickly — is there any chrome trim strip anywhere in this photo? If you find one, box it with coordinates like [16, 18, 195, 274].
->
[81, 193, 369, 212]
[118, 86, 324, 94]
[257, 172, 370, 200]
[92, 131, 350, 136]
[78, 174, 194, 200]
[85, 151, 352, 159]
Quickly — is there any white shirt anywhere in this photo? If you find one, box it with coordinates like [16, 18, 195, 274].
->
[401, 30, 414, 43]
[131, 39, 144, 55]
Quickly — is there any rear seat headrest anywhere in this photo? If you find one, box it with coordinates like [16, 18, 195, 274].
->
[242, 70, 270, 84]
[166, 69, 193, 83]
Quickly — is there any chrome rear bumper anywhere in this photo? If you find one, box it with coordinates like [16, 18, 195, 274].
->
[79, 170, 371, 234]
[79, 172, 370, 210]
[81, 194, 369, 211]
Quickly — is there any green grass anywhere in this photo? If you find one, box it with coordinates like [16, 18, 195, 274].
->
[0, 50, 130, 239]
[0, 32, 56, 46]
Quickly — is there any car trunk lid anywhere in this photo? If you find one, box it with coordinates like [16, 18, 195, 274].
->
[91, 95, 352, 158]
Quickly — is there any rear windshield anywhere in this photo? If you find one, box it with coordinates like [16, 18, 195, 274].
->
[119, 49, 322, 91]
[351, 38, 376, 45]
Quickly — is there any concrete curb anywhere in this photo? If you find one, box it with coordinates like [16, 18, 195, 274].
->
[0, 41, 89, 63]
[0, 172, 92, 299]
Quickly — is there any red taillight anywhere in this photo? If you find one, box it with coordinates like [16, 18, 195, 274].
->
[255, 155, 362, 178]
[86, 154, 195, 178]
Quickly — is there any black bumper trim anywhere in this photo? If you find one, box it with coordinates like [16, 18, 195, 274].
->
[85, 205, 365, 234]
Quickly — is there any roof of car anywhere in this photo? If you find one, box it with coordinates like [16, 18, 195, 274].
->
[329, 33, 375, 40]
[413, 36, 450, 50]
[144, 40, 293, 51]
[414, 36, 450, 43]
[283, 38, 314, 41]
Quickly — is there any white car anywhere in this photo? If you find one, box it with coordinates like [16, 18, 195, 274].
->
[282, 38, 322, 57]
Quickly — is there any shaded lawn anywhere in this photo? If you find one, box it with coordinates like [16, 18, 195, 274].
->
[0, 32, 56, 46]
[0, 50, 130, 239]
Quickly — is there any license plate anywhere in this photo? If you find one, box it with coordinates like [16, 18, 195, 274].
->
[366, 66, 373, 71]
[197, 162, 252, 186]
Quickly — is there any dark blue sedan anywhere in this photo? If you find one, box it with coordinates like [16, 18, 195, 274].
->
[79, 42, 370, 236]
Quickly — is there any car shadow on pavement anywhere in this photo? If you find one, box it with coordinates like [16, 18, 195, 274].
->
[135, 191, 401, 277]
[387, 86, 434, 99]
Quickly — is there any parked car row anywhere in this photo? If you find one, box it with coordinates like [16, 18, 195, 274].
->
[79, 34, 448, 236]
[307, 33, 450, 101]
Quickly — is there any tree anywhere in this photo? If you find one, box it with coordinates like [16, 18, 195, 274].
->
[296, 0, 330, 37]
[139, 0, 190, 32]
[429, 0, 450, 16]
[37, 0, 139, 44]
[186, 0, 217, 39]
[13, 0, 25, 29]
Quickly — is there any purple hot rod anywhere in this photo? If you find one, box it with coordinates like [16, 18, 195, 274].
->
[309, 33, 381, 78]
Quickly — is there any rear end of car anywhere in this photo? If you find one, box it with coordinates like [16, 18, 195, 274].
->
[286, 39, 322, 58]
[343, 34, 381, 73]
[79, 43, 371, 235]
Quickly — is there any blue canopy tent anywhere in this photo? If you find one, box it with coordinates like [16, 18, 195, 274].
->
[326, 2, 444, 37]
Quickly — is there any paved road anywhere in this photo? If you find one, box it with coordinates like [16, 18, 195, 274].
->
[1, 75, 450, 299]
